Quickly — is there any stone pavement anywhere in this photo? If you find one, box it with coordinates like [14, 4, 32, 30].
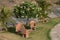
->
[50, 23, 60, 40]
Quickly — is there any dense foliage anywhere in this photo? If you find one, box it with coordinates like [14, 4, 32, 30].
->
[13, 2, 42, 18]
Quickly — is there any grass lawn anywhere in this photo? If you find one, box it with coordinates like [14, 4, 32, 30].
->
[0, 18, 60, 40]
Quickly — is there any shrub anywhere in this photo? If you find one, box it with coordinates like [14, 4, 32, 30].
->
[0, 7, 12, 31]
[13, 2, 42, 18]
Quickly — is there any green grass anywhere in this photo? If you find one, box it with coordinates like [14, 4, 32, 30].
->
[0, 18, 60, 40]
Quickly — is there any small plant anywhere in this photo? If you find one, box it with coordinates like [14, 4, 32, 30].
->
[35, 0, 51, 23]
[0, 7, 12, 31]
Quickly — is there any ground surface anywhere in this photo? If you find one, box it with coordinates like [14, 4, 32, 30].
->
[0, 32, 24, 40]
[0, 18, 60, 40]
[50, 23, 60, 40]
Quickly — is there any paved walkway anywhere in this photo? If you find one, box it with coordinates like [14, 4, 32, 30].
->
[50, 23, 60, 40]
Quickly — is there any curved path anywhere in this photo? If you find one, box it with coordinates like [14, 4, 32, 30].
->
[50, 23, 60, 40]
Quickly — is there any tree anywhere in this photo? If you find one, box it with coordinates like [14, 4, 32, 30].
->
[0, 7, 12, 31]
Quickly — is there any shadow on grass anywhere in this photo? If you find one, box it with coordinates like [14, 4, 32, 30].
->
[7, 25, 30, 33]
[7, 27, 16, 33]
